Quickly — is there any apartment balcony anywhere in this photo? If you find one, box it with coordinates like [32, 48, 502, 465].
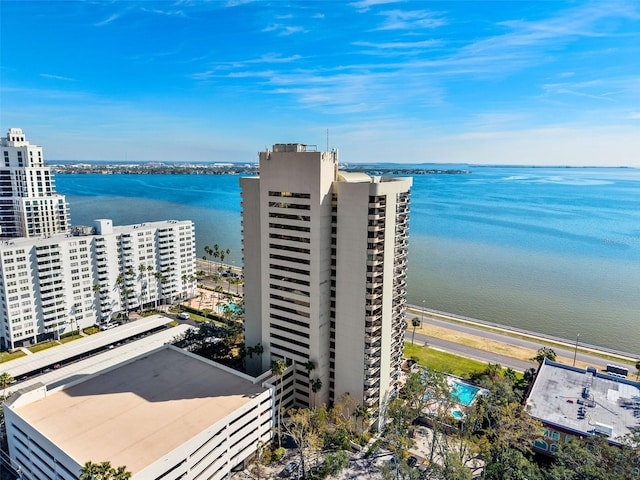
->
[366, 257, 384, 268]
[364, 386, 381, 400]
[367, 224, 385, 233]
[365, 356, 381, 369]
[365, 322, 382, 336]
[364, 376, 380, 388]
[365, 289, 383, 301]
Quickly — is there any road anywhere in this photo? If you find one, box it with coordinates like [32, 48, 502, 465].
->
[406, 329, 535, 372]
[405, 307, 637, 373]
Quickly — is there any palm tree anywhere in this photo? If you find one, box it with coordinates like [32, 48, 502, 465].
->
[310, 378, 322, 408]
[532, 347, 557, 364]
[219, 248, 231, 271]
[116, 273, 126, 318]
[212, 244, 220, 270]
[0, 372, 13, 399]
[411, 317, 421, 344]
[79, 461, 100, 480]
[138, 264, 148, 307]
[92, 283, 102, 318]
[153, 271, 165, 308]
[204, 245, 213, 274]
[303, 360, 316, 407]
[636, 359, 640, 381]
[80, 461, 131, 480]
[271, 359, 287, 447]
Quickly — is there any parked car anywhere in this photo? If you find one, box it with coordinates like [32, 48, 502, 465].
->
[99, 322, 117, 331]
[177, 312, 190, 320]
[281, 461, 299, 477]
[407, 456, 418, 468]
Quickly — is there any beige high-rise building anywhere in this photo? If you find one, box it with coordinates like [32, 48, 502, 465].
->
[0, 128, 70, 238]
[241, 143, 411, 422]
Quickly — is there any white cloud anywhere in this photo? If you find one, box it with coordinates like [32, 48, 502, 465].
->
[352, 39, 442, 50]
[376, 9, 446, 31]
[40, 73, 76, 82]
[262, 24, 306, 36]
[94, 14, 120, 27]
[349, 0, 403, 12]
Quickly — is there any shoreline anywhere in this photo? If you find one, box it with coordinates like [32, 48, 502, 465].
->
[407, 304, 637, 363]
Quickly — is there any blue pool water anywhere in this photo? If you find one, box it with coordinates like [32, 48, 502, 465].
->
[222, 302, 242, 314]
[450, 381, 480, 406]
[451, 409, 464, 419]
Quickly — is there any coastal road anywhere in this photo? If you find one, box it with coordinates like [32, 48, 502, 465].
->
[405, 307, 637, 373]
[405, 329, 535, 372]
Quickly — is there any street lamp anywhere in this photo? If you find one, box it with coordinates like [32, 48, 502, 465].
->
[573, 333, 580, 366]
[421, 300, 425, 327]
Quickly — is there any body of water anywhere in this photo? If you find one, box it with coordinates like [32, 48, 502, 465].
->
[55, 166, 640, 354]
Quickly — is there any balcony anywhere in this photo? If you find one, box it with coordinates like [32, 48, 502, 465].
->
[365, 357, 381, 370]
[364, 376, 380, 388]
[365, 322, 382, 336]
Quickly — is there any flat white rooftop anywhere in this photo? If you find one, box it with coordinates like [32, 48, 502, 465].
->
[526, 360, 640, 444]
[4, 315, 173, 380]
[13, 346, 267, 474]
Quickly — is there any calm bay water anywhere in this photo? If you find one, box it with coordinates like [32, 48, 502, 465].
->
[55, 166, 640, 353]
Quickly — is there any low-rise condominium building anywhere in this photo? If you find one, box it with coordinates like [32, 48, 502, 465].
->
[0, 219, 196, 350]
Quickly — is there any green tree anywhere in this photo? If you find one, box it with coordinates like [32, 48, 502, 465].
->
[635, 359, 640, 380]
[0, 372, 13, 398]
[303, 360, 316, 407]
[531, 347, 556, 364]
[271, 359, 287, 448]
[283, 407, 324, 479]
[246, 343, 264, 375]
[204, 245, 213, 274]
[212, 244, 220, 271]
[320, 451, 349, 478]
[545, 433, 640, 480]
[79, 461, 131, 480]
[411, 317, 421, 344]
[310, 378, 323, 408]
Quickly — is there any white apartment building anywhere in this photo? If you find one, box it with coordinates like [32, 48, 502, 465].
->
[0, 219, 196, 350]
[0, 128, 70, 238]
[241, 144, 412, 420]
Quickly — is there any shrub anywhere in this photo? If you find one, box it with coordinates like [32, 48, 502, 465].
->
[272, 447, 285, 462]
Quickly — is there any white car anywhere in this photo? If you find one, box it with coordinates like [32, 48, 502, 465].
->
[177, 312, 190, 320]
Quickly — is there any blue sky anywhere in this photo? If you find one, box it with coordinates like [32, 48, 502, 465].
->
[1, 1, 639, 166]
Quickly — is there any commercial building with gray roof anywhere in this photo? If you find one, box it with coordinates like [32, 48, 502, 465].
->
[525, 359, 640, 453]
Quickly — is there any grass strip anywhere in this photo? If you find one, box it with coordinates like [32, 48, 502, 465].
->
[0, 350, 27, 364]
[404, 342, 487, 377]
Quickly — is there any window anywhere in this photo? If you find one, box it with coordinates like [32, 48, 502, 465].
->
[534, 440, 548, 451]
[550, 431, 560, 441]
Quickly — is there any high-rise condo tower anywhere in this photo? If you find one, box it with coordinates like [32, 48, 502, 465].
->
[241, 144, 412, 422]
[0, 128, 70, 238]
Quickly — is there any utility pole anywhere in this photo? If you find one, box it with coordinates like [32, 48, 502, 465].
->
[573, 333, 580, 366]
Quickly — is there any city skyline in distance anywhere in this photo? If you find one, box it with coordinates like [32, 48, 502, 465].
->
[1, 1, 639, 167]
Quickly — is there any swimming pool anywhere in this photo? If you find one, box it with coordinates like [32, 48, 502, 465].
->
[451, 409, 465, 419]
[221, 302, 242, 314]
[449, 381, 480, 407]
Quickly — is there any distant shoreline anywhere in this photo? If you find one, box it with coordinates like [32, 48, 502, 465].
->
[52, 163, 471, 176]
